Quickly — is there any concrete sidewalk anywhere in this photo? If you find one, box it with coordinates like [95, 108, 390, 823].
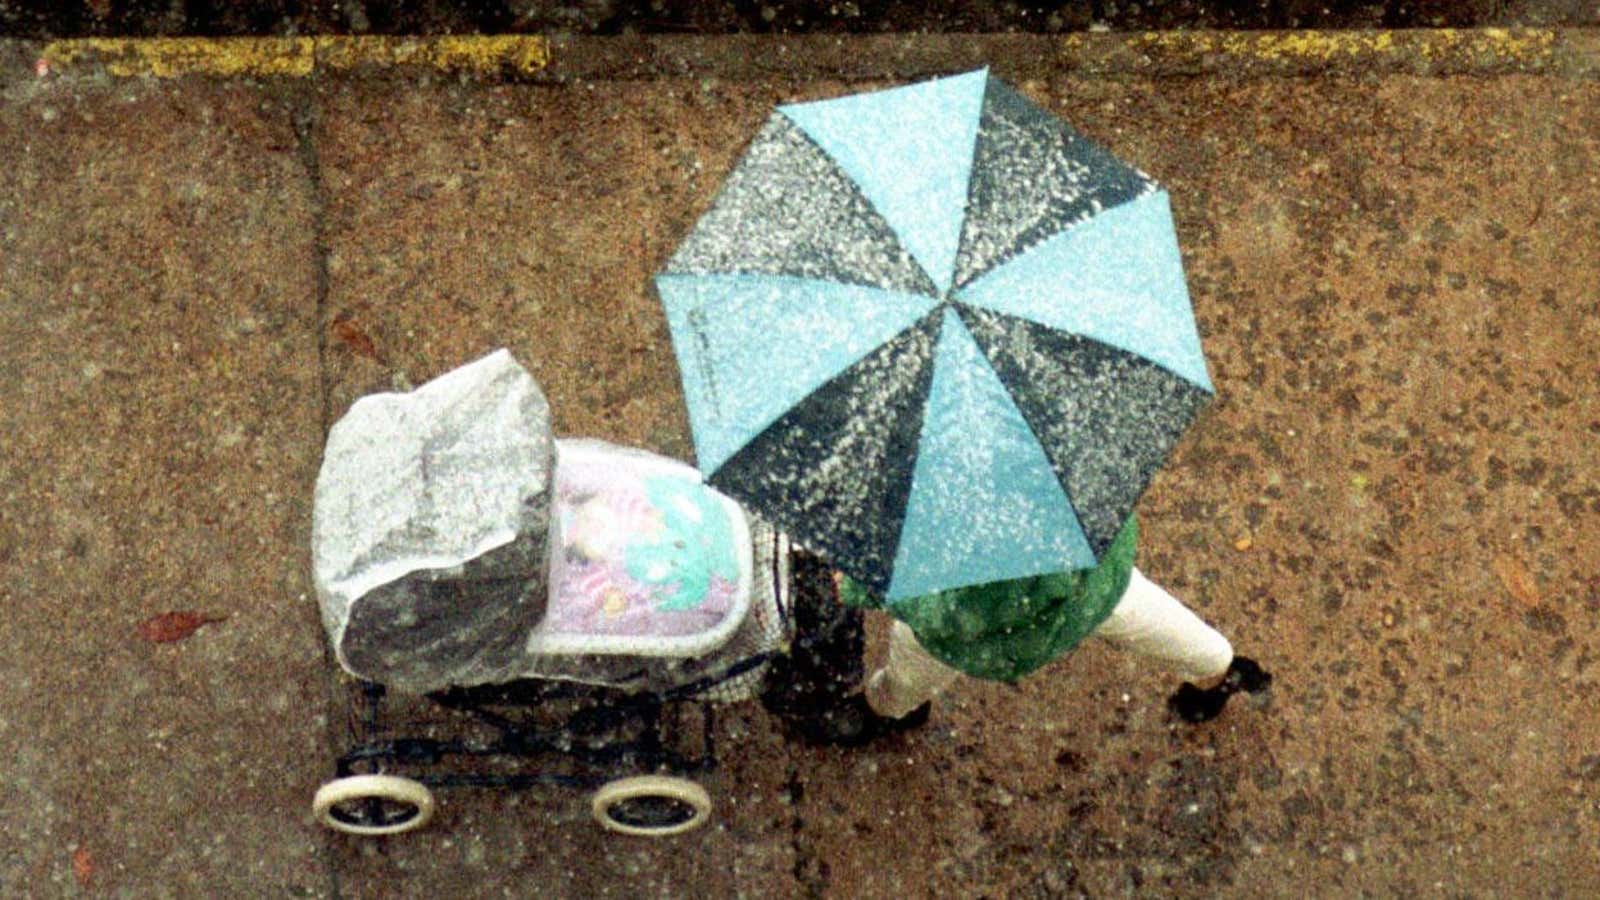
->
[1, 30, 1597, 897]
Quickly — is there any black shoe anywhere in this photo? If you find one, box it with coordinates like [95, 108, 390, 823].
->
[1168, 682, 1231, 723]
[791, 695, 931, 747]
[1222, 656, 1272, 694]
[1168, 656, 1272, 724]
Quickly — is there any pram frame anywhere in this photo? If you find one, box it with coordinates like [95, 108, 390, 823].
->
[315, 549, 864, 838]
[337, 650, 772, 787]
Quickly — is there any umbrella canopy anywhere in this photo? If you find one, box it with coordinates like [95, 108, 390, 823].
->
[655, 68, 1212, 604]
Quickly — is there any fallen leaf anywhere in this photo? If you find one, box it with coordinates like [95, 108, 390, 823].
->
[1233, 534, 1254, 552]
[72, 848, 93, 886]
[331, 315, 384, 364]
[1492, 554, 1540, 608]
[136, 611, 227, 643]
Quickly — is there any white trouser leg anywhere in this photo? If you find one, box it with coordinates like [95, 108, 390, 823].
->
[1092, 567, 1233, 683]
[864, 620, 962, 719]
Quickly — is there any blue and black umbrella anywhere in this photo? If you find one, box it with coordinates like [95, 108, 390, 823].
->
[655, 69, 1213, 603]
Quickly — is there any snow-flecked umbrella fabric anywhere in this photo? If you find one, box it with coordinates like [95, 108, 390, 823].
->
[953, 78, 1155, 289]
[712, 315, 941, 598]
[664, 114, 936, 295]
[777, 70, 987, 294]
[887, 311, 1096, 600]
[657, 69, 1212, 602]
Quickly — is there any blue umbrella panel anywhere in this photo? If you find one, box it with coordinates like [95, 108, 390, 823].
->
[656, 69, 1213, 604]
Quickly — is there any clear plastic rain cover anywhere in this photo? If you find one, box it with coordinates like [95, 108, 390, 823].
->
[312, 349, 555, 693]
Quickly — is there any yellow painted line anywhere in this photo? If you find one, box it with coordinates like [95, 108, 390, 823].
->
[35, 29, 1563, 79]
[1121, 27, 1558, 67]
[38, 35, 551, 78]
[1126, 29, 1401, 60]
[40, 37, 316, 78]
[316, 35, 550, 74]
[1406, 26, 1558, 61]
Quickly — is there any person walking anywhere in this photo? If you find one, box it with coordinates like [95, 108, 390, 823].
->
[798, 515, 1270, 746]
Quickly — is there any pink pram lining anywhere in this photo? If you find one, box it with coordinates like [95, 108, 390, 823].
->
[523, 439, 755, 660]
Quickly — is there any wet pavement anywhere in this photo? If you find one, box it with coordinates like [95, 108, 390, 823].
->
[2, 29, 1598, 897]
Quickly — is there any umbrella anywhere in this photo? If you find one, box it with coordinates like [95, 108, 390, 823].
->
[655, 68, 1212, 603]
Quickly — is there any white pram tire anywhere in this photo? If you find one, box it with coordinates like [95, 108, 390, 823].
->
[591, 775, 712, 837]
[314, 775, 436, 836]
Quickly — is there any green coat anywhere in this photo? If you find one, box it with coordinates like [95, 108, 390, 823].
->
[839, 515, 1138, 682]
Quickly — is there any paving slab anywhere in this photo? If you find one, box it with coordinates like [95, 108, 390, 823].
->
[0, 78, 329, 893]
[2, 30, 1599, 898]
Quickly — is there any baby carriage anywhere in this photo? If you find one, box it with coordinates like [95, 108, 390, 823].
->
[309, 351, 860, 837]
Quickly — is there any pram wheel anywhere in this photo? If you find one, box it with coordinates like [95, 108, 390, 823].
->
[591, 775, 711, 837]
[313, 774, 436, 836]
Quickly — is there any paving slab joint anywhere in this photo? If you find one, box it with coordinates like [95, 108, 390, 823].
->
[783, 766, 828, 897]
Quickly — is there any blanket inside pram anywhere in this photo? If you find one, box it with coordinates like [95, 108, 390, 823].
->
[535, 439, 751, 655]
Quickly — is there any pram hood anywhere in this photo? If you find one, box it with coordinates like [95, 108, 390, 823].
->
[312, 348, 557, 693]
[311, 349, 768, 696]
